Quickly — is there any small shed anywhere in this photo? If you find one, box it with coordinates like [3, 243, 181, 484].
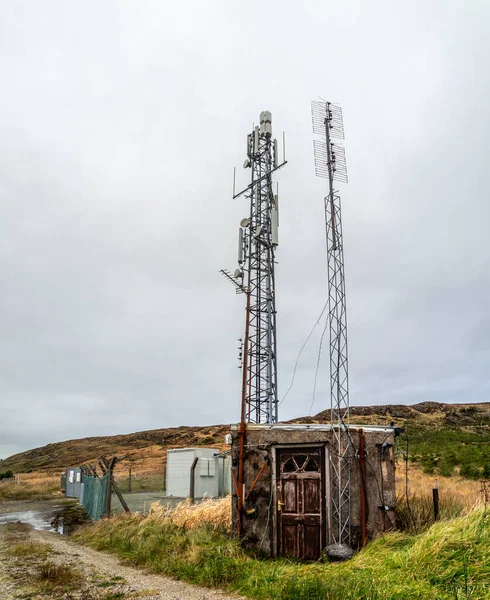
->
[64, 467, 83, 499]
[166, 448, 231, 499]
[231, 424, 397, 560]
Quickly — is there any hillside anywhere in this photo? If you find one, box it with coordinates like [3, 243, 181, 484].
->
[2, 401, 490, 479]
[0, 424, 230, 477]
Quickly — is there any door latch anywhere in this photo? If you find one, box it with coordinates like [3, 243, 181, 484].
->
[278, 500, 285, 511]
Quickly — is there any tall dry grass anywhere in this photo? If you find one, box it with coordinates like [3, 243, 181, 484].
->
[145, 467, 483, 535]
[148, 496, 232, 531]
[0, 472, 62, 502]
[395, 462, 485, 531]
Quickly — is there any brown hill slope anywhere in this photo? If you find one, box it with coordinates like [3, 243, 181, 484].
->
[293, 401, 490, 427]
[2, 402, 489, 477]
[0, 425, 230, 476]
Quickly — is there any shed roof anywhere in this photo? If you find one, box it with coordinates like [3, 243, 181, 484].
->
[231, 423, 397, 434]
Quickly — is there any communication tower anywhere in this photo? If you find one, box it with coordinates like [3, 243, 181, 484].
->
[311, 100, 351, 545]
[222, 111, 287, 424]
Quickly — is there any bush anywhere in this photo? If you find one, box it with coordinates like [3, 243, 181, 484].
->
[404, 424, 490, 480]
[37, 562, 82, 589]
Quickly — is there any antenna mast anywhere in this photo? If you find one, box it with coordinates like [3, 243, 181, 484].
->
[229, 111, 287, 424]
[312, 100, 351, 546]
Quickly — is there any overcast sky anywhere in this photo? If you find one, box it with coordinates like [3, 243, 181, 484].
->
[1, 1, 489, 459]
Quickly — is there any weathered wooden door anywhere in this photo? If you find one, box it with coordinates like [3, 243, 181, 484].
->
[277, 447, 325, 560]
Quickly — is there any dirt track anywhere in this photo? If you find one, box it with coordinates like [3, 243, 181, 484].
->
[0, 520, 243, 599]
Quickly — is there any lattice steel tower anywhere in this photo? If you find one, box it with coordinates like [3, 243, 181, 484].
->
[312, 100, 351, 545]
[222, 111, 286, 424]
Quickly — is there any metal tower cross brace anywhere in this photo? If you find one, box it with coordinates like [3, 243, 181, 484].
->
[312, 100, 351, 545]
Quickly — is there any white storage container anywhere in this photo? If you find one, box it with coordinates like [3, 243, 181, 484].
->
[166, 448, 228, 499]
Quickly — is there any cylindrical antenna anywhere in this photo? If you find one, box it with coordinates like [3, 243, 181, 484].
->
[238, 228, 244, 263]
[254, 126, 259, 153]
[274, 139, 278, 167]
[274, 193, 279, 226]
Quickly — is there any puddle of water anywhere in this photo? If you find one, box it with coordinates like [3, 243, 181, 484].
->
[0, 503, 86, 534]
[0, 509, 59, 532]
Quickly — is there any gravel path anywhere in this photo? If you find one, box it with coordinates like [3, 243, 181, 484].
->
[0, 523, 245, 599]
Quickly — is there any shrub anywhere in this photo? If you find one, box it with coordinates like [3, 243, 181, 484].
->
[36, 562, 82, 590]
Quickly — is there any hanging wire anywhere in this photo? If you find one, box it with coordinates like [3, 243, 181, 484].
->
[279, 299, 328, 407]
[309, 312, 329, 416]
[259, 480, 275, 551]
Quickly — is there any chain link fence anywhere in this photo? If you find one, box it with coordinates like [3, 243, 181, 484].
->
[81, 474, 108, 521]
[77, 456, 229, 520]
[110, 471, 168, 515]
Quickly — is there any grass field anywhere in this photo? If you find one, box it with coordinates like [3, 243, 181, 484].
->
[73, 505, 490, 599]
[72, 471, 490, 600]
[0, 473, 61, 502]
[394, 463, 483, 531]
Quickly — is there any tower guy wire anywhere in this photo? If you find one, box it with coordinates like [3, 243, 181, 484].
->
[279, 298, 329, 408]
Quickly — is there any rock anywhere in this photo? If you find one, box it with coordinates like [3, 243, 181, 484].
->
[325, 543, 354, 562]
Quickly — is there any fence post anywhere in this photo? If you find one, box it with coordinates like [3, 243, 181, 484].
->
[104, 473, 112, 517]
[128, 467, 132, 493]
[190, 457, 199, 504]
[433, 480, 439, 521]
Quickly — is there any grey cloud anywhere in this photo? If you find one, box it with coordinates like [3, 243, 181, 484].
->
[1, 1, 490, 458]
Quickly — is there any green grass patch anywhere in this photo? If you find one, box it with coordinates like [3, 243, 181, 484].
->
[9, 541, 51, 559]
[73, 509, 490, 599]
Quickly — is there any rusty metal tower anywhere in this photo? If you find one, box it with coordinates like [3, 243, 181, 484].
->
[311, 100, 351, 545]
[222, 111, 287, 424]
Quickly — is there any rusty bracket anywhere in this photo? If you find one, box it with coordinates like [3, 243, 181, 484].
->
[245, 457, 270, 501]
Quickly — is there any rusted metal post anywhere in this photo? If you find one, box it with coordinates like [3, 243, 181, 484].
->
[190, 457, 199, 504]
[237, 288, 251, 535]
[359, 429, 367, 547]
